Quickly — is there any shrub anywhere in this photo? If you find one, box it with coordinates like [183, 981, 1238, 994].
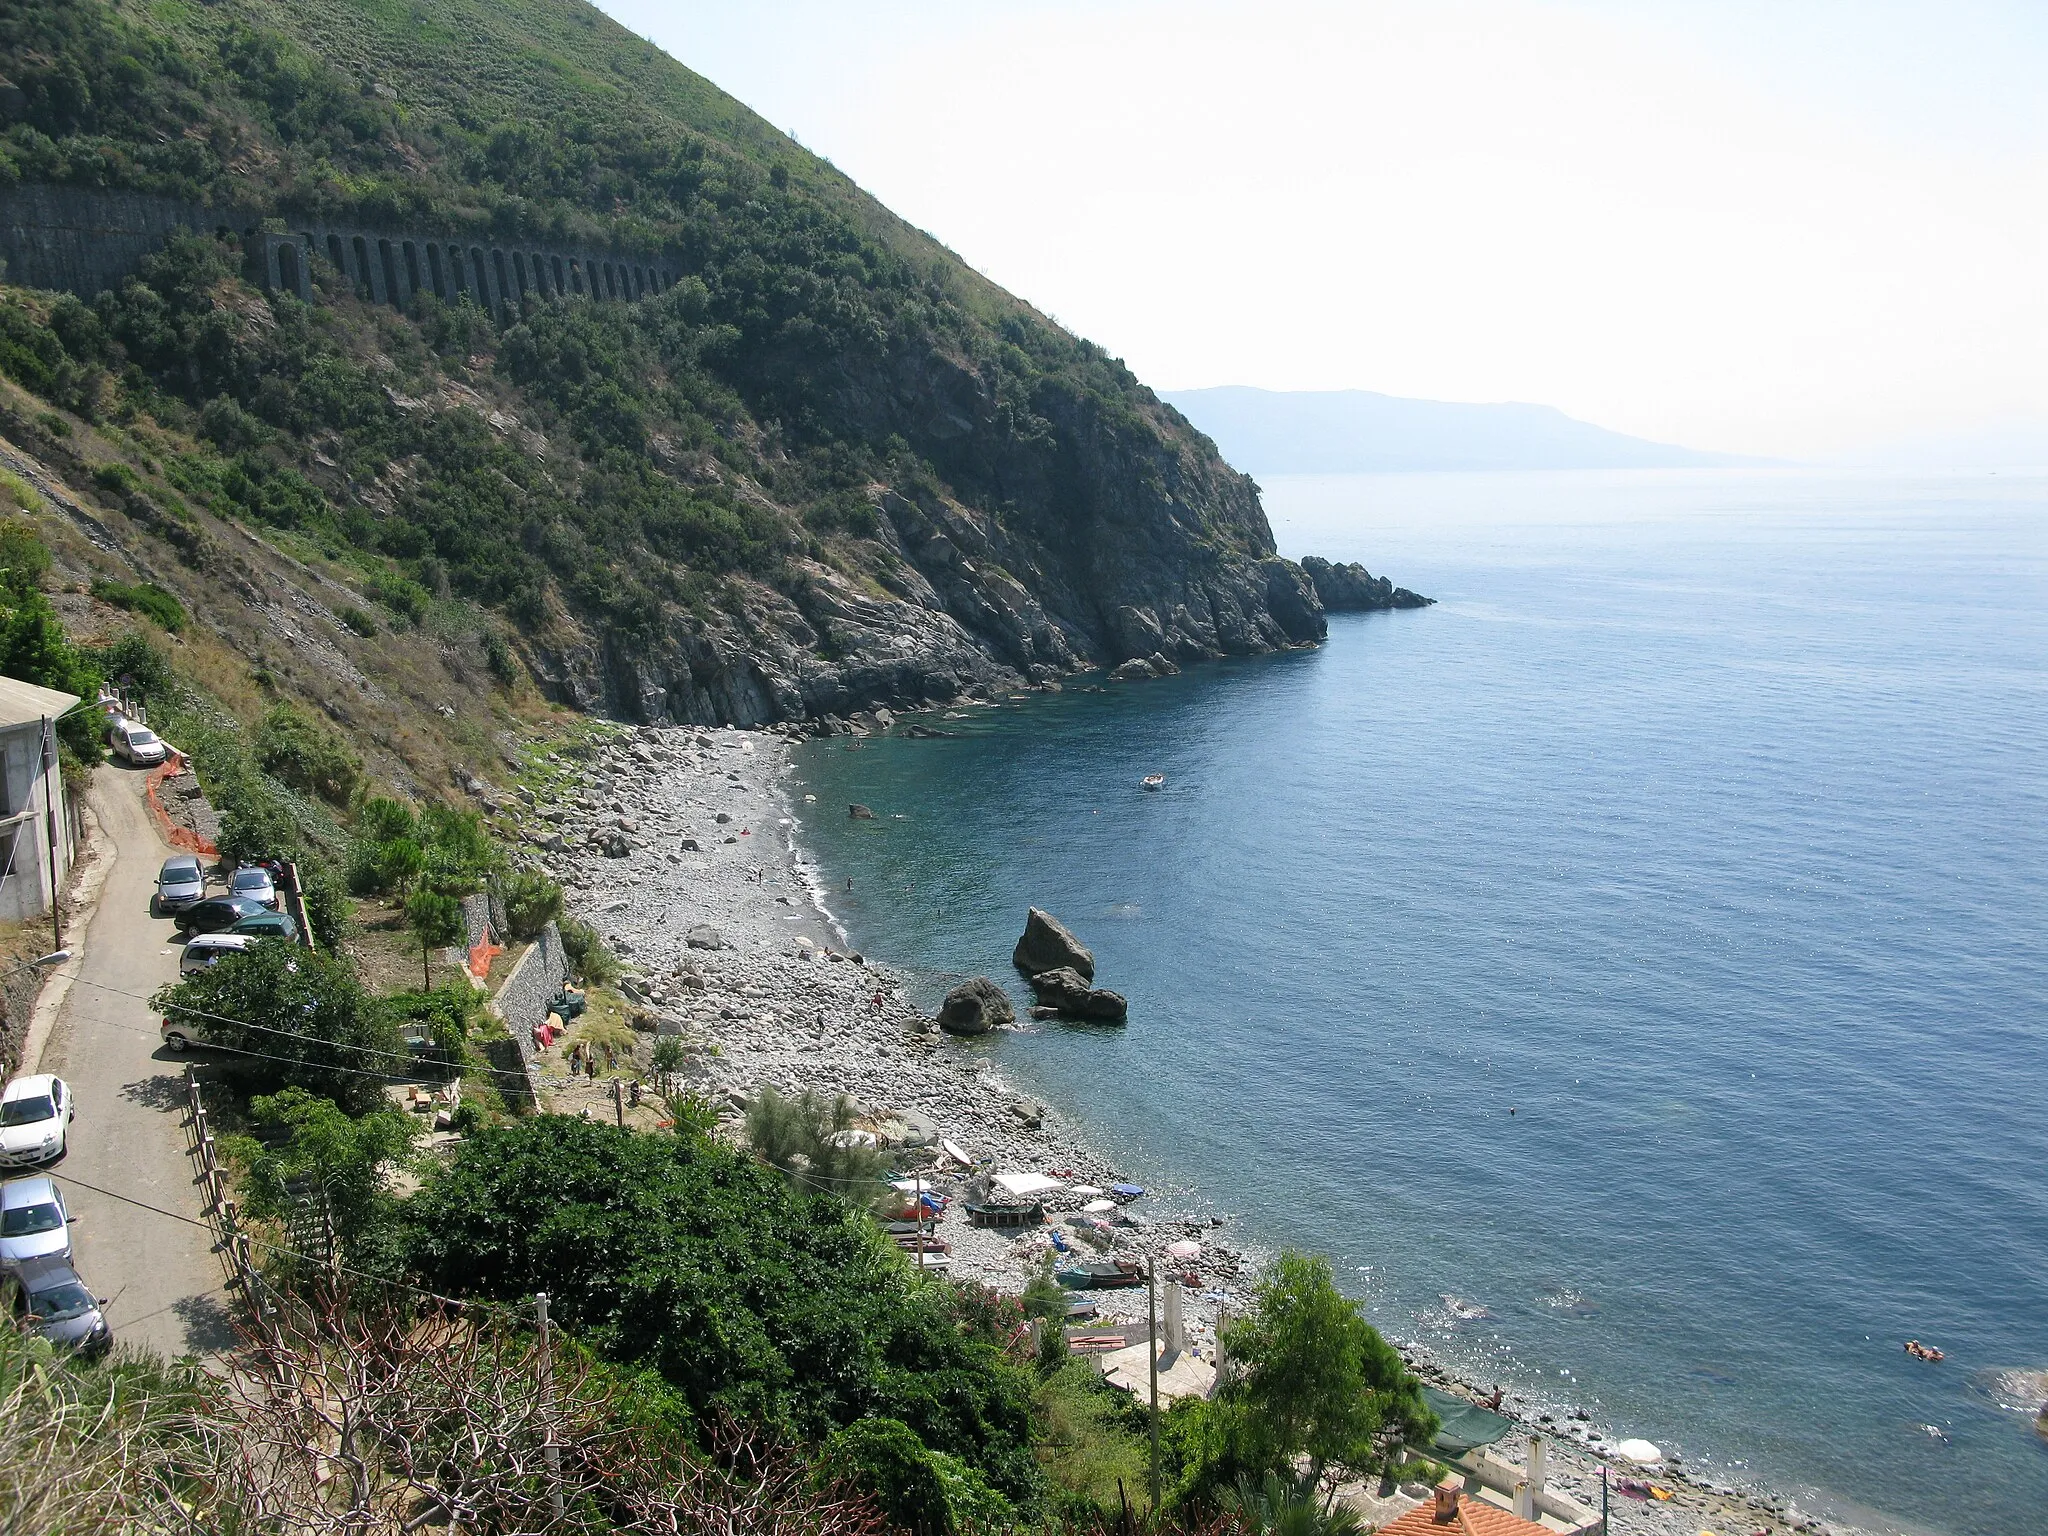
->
[0, 518, 52, 598]
[219, 1087, 416, 1266]
[0, 470, 41, 514]
[89, 579, 187, 633]
[558, 915, 620, 986]
[496, 868, 562, 940]
[399, 1117, 1043, 1504]
[745, 1086, 884, 1203]
[254, 701, 361, 805]
[336, 604, 378, 637]
[820, 1417, 950, 1535]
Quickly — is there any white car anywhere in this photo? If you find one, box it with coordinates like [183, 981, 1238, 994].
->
[0, 1076, 72, 1168]
[0, 1177, 72, 1269]
[179, 932, 256, 977]
[108, 718, 167, 766]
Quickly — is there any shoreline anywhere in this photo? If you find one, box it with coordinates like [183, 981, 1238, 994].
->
[530, 720, 1880, 1536]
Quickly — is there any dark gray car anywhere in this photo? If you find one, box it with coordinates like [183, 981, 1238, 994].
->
[5, 1256, 110, 1356]
[156, 854, 205, 913]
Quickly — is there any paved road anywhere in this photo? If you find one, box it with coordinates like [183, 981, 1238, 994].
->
[37, 766, 234, 1358]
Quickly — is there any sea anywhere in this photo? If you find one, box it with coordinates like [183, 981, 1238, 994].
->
[786, 468, 2048, 1536]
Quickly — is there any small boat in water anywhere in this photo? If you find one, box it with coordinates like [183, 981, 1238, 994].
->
[1141, 774, 1165, 791]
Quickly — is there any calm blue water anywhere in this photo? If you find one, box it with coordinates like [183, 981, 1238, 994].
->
[789, 470, 2048, 1536]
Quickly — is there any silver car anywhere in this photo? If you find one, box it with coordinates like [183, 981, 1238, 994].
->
[179, 932, 255, 977]
[227, 865, 278, 910]
[5, 1257, 110, 1356]
[156, 854, 206, 912]
[108, 718, 167, 766]
[0, 1177, 72, 1269]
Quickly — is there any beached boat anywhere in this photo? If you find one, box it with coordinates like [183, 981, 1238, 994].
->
[1141, 774, 1165, 790]
[1056, 1258, 1145, 1290]
[965, 1201, 1045, 1229]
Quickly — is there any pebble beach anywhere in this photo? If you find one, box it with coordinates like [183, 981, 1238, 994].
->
[515, 719, 1875, 1536]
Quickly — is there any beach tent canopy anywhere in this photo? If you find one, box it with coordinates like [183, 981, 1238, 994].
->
[1420, 1387, 1515, 1457]
[992, 1173, 1064, 1199]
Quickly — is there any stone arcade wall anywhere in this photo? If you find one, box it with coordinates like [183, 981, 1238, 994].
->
[0, 184, 680, 318]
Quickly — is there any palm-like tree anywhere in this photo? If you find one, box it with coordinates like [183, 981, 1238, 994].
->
[1221, 1472, 1365, 1536]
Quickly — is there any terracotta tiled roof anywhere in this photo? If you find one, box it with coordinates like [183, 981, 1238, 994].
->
[1375, 1495, 1553, 1536]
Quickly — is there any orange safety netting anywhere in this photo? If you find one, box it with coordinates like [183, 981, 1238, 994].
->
[146, 751, 219, 858]
[468, 935, 503, 980]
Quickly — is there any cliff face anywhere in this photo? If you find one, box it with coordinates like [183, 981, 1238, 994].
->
[0, 0, 1345, 729]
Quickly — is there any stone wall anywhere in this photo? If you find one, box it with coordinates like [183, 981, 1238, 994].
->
[0, 184, 681, 320]
[494, 919, 568, 1057]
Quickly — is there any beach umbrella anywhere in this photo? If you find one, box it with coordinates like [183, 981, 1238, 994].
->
[1083, 1198, 1115, 1213]
[1164, 1240, 1202, 1260]
[1071, 1185, 1105, 1196]
[1612, 1438, 1663, 1464]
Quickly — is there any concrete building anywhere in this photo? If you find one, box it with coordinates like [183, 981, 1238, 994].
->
[0, 678, 80, 926]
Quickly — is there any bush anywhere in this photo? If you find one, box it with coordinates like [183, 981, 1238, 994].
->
[399, 1118, 1044, 1504]
[496, 868, 562, 940]
[336, 604, 378, 637]
[219, 1087, 416, 1266]
[89, 579, 186, 633]
[746, 1086, 884, 1203]
[820, 1417, 951, 1535]
[253, 701, 361, 805]
[558, 915, 620, 986]
[0, 471, 40, 515]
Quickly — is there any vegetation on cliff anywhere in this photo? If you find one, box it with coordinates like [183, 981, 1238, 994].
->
[0, 0, 1320, 725]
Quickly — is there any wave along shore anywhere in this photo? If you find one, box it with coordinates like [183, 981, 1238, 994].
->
[537, 719, 1875, 1536]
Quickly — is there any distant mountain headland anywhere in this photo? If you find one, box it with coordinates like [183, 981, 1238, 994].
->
[1165, 386, 1754, 475]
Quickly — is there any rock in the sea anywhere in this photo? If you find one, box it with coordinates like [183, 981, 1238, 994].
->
[1028, 965, 1128, 1022]
[1298, 556, 1433, 612]
[685, 924, 728, 951]
[1079, 987, 1129, 1022]
[1109, 657, 1158, 682]
[1014, 908, 1094, 981]
[849, 803, 876, 819]
[1027, 966, 1093, 1011]
[938, 977, 1014, 1035]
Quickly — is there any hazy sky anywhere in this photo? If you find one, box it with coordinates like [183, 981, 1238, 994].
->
[594, 1, 2048, 459]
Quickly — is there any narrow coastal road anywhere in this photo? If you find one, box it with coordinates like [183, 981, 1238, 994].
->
[37, 766, 234, 1358]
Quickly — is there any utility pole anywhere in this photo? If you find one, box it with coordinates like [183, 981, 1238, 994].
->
[1147, 1256, 1161, 1511]
[39, 718, 60, 954]
[612, 1077, 624, 1127]
[536, 1292, 564, 1524]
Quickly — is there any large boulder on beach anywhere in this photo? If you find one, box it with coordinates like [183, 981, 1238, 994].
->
[1013, 908, 1094, 981]
[938, 978, 1014, 1035]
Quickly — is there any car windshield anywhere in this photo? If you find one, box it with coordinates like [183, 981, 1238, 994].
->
[27, 1282, 93, 1322]
[162, 861, 199, 882]
[0, 1098, 53, 1127]
[129, 728, 159, 746]
[231, 871, 267, 889]
[2, 1202, 63, 1237]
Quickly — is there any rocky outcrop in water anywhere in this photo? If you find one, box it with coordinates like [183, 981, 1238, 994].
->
[1013, 908, 1095, 981]
[1299, 557, 1434, 612]
[1027, 966, 1130, 1022]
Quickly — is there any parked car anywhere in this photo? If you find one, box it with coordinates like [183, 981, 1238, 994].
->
[0, 1076, 71, 1168]
[0, 1177, 72, 1269]
[179, 933, 256, 977]
[173, 894, 268, 937]
[107, 718, 167, 767]
[226, 864, 279, 910]
[155, 854, 206, 913]
[228, 909, 298, 941]
[4, 1256, 110, 1356]
[158, 1014, 212, 1054]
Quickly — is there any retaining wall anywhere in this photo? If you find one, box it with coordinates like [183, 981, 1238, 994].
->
[0, 184, 680, 319]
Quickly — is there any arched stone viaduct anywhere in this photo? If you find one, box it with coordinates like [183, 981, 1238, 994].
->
[0, 184, 678, 319]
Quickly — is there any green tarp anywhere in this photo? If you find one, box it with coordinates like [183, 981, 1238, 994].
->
[1421, 1386, 1515, 1456]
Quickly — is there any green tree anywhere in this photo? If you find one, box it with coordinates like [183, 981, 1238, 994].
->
[398, 1117, 1042, 1502]
[151, 940, 405, 1115]
[221, 1087, 416, 1264]
[1215, 1254, 1435, 1488]
[745, 1086, 884, 1203]
[404, 885, 464, 988]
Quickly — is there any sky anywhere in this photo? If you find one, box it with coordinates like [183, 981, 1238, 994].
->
[593, 0, 2048, 461]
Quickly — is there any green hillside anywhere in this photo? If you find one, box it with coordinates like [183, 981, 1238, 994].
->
[0, 0, 1322, 729]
